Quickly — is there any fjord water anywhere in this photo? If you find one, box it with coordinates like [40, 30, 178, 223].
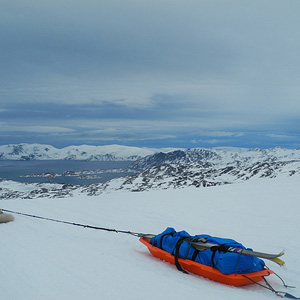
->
[0, 160, 134, 185]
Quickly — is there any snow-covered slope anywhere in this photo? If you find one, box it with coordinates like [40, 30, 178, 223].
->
[131, 147, 300, 170]
[1, 175, 300, 300]
[0, 143, 180, 161]
[116, 147, 300, 191]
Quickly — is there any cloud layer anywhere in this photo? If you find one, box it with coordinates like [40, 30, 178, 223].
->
[1, 0, 300, 148]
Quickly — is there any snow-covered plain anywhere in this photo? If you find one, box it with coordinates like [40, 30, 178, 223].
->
[1, 175, 300, 300]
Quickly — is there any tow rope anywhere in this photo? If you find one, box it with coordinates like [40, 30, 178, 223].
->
[1, 209, 153, 238]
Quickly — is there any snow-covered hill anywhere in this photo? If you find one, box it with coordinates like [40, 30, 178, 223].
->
[1, 146, 300, 199]
[1, 175, 300, 300]
[0, 143, 180, 161]
[131, 147, 300, 170]
[84, 147, 300, 193]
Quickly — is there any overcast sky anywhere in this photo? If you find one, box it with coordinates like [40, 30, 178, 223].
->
[1, 0, 300, 149]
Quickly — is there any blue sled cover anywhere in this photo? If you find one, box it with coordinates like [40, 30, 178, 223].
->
[150, 227, 265, 275]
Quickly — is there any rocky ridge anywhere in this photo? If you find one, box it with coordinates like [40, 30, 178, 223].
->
[1, 146, 299, 199]
[83, 147, 300, 194]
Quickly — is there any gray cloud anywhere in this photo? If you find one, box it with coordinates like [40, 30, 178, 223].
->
[1, 0, 300, 148]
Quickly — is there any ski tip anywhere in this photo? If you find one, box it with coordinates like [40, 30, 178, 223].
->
[279, 250, 285, 257]
[271, 257, 285, 266]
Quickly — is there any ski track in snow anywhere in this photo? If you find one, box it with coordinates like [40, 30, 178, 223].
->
[1, 175, 300, 300]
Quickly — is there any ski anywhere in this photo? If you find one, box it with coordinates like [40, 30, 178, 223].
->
[189, 239, 285, 266]
[138, 234, 285, 266]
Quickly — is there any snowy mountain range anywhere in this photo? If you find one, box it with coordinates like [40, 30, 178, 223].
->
[84, 146, 300, 193]
[1, 145, 300, 199]
[0, 143, 180, 161]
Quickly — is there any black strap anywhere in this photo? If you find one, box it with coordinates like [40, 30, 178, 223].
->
[191, 249, 200, 261]
[210, 244, 229, 269]
[173, 236, 191, 274]
[155, 231, 176, 249]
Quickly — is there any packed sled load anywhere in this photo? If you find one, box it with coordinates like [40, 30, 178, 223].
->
[140, 227, 282, 287]
[150, 227, 265, 275]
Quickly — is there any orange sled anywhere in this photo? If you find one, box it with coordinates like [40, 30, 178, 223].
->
[140, 237, 273, 286]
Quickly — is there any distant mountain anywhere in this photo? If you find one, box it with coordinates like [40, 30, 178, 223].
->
[130, 147, 300, 170]
[84, 146, 300, 193]
[1, 145, 300, 199]
[0, 143, 181, 161]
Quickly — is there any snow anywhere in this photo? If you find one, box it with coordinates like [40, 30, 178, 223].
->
[0, 143, 182, 161]
[1, 143, 300, 163]
[1, 175, 300, 300]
